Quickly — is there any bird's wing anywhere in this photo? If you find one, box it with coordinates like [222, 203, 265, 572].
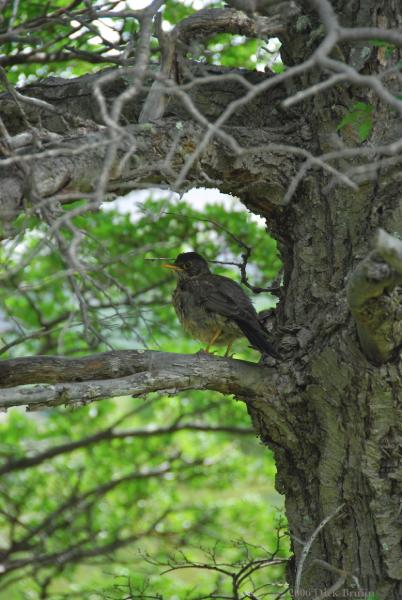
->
[193, 275, 280, 357]
[196, 274, 258, 321]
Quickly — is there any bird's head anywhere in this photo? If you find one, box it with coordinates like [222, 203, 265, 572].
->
[163, 252, 210, 279]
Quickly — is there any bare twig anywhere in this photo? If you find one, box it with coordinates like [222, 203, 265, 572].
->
[294, 504, 345, 596]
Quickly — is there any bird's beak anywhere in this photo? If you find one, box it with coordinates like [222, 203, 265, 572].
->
[162, 263, 183, 271]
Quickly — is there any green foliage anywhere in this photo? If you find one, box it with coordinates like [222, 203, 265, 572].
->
[0, 196, 281, 357]
[185, 31, 282, 72]
[271, 62, 286, 73]
[1, 0, 133, 84]
[163, 0, 196, 26]
[1, 0, 271, 83]
[204, 33, 261, 70]
[337, 101, 374, 142]
[0, 382, 288, 599]
[0, 194, 287, 598]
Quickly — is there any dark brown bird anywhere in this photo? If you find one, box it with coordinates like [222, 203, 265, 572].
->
[163, 252, 279, 357]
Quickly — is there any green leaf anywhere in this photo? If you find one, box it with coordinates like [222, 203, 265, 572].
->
[337, 102, 374, 142]
[271, 62, 286, 73]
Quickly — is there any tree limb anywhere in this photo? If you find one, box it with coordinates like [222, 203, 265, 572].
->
[347, 229, 402, 364]
[0, 119, 296, 234]
[0, 349, 271, 410]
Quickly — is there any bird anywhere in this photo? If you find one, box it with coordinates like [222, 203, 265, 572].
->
[163, 252, 279, 358]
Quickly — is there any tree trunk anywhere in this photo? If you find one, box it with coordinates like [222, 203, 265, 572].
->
[243, 3, 402, 595]
[244, 159, 402, 597]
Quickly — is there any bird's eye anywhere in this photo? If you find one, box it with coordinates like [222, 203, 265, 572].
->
[184, 262, 191, 269]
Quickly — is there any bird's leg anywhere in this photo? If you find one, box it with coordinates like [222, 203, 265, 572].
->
[205, 329, 222, 353]
[224, 341, 234, 358]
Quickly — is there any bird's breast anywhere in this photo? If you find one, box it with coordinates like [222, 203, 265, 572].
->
[172, 285, 241, 345]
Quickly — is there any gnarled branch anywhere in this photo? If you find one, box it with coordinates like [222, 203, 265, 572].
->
[0, 118, 296, 236]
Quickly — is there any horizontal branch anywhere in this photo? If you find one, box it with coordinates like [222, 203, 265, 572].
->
[347, 229, 402, 363]
[0, 349, 271, 410]
[0, 117, 295, 235]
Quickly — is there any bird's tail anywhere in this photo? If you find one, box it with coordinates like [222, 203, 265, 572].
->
[235, 319, 281, 358]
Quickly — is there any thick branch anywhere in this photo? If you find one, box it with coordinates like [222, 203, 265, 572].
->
[0, 349, 270, 410]
[0, 119, 296, 231]
[347, 229, 402, 364]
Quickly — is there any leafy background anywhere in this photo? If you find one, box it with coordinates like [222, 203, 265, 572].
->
[0, 194, 288, 598]
[0, 0, 289, 597]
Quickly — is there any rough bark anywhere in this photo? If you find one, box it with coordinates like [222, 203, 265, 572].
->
[347, 229, 402, 364]
[247, 2, 402, 596]
[0, 64, 299, 239]
[1, 0, 402, 598]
